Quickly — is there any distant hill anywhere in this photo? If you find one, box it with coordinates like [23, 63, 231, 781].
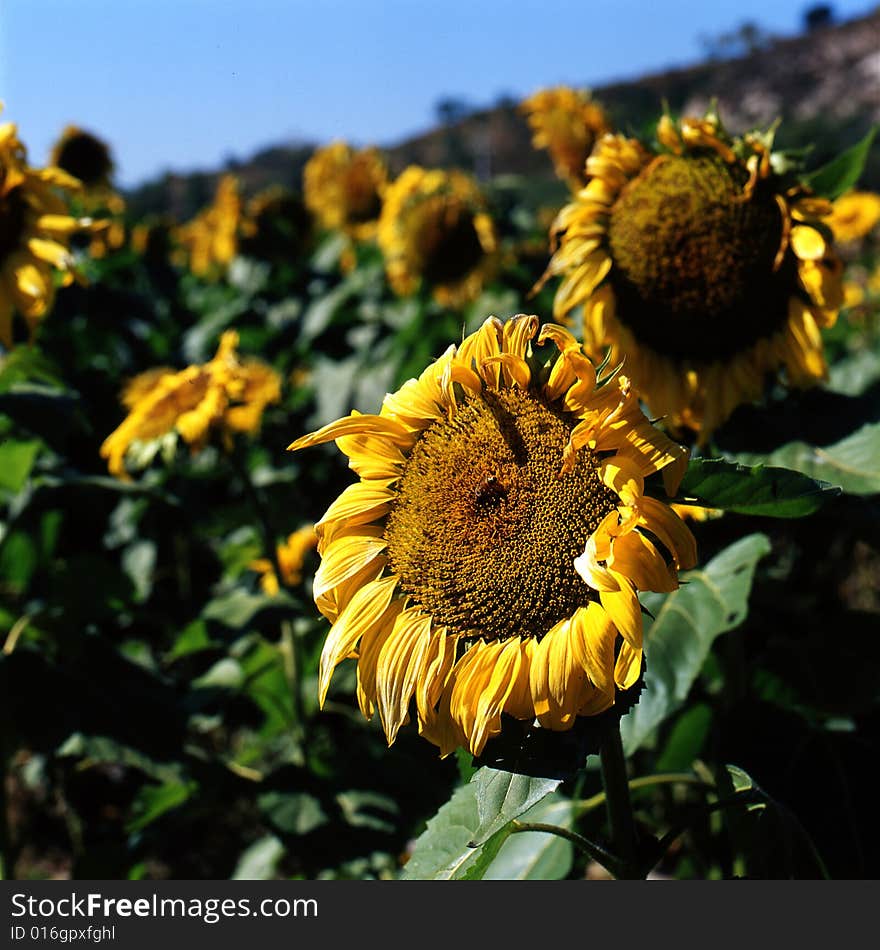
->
[124, 6, 880, 221]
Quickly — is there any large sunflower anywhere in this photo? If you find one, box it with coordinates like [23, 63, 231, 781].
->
[303, 142, 388, 242]
[377, 166, 498, 308]
[521, 86, 611, 190]
[290, 314, 696, 757]
[1, 109, 88, 347]
[541, 113, 844, 443]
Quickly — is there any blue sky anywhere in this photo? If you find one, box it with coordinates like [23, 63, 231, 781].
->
[0, 0, 873, 187]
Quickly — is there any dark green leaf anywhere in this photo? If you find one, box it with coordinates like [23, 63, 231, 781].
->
[730, 422, 880, 495]
[258, 791, 329, 835]
[675, 458, 839, 517]
[620, 534, 771, 754]
[655, 703, 713, 773]
[127, 781, 198, 833]
[803, 126, 878, 199]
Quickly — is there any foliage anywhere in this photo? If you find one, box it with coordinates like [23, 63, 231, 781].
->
[2, 112, 879, 883]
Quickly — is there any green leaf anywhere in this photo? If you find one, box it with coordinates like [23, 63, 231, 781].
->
[201, 588, 294, 628]
[654, 703, 713, 773]
[400, 778, 482, 880]
[620, 533, 771, 755]
[730, 421, 880, 495]
[675, 458, 839, 517]
[483, 795, 575, 880]
[56, 733, 184, 784]
[470, 768, 562, 846]
[258, 792, 329, 836]
[803, 126, 878, 199]
[401, 767, 560, 879]
[827, 349, 880, 397]
[231, 835, 286, 880]
[127, 781, 198, 833]
[0, 439, 41, 493]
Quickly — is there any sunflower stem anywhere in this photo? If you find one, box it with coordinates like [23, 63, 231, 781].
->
[598, 720, 642, 879]
[229, 445, 307, 749]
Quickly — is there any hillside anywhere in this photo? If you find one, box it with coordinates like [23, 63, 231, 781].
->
[125, 6, 880, 220]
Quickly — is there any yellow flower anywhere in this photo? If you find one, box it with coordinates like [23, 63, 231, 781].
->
[541, 113, 844, 444]
[303, 142, 388, 241]
[290, 314, 696, 757]
[0, 107, 90, 347]
[825, 191, 880, 244]
[239, 186, 312, 263]
[377, 166, 498, 308]
[101, 331, 282, 478]
[521, 86, 611, 190]
[250, 525, 319, 596]
[174, 175, 242, 277]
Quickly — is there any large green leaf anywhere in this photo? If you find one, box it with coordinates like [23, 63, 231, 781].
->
[730, 422, 880, 496]
[803, 126, 878, 200]
[675, 458, 838, 517]
[620, 533, 771, 755]
[400, 766, 560, 879]
[482, 795, 575, 880]
[471, 768, 561, 845]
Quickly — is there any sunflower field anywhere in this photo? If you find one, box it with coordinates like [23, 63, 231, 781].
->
[2, 89, 880, 883]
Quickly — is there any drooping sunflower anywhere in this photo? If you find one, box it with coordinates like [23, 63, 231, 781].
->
[290, 314, 696, 757]
[303, 142, 388, 242]
[377, 166, 499, 308]
[0, 109, 89, 347]
[541, 112, 844, 443]
[101, 330, 282, 478]
[521, 86, 611, 190]
[174, 175, 242, 277]
[825, 190, 880, 244]
[50, 125, 115, 191]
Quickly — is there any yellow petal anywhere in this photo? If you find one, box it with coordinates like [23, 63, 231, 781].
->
[318, 575, 399, 706]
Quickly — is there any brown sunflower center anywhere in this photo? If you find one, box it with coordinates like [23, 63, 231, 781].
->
[418, 202, 485, 285]
[607, 153, 798, 361]
[0, 186, 27, 263]
[345, 167, 382, 224]
[384, 388, 619, 642]
[54, 132, 113, 188]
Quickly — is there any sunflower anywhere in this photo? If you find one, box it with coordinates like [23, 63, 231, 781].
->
[0, 108, 90, 347]
[49, 125, 126, 258]
[50, 125, 115, 191]
[249, 525, 319, 596]
[174, 175, 242, 277]
[377, 166, 499, 308]
[303, 142, 388, 241]
[239, 186, 312, 264]
[541, 112, 844, 443]
[521, 86, 611, 190]
[290, 314, 696, 757]
[825, 190, 880, 244]
[101, 330, 281, 478]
